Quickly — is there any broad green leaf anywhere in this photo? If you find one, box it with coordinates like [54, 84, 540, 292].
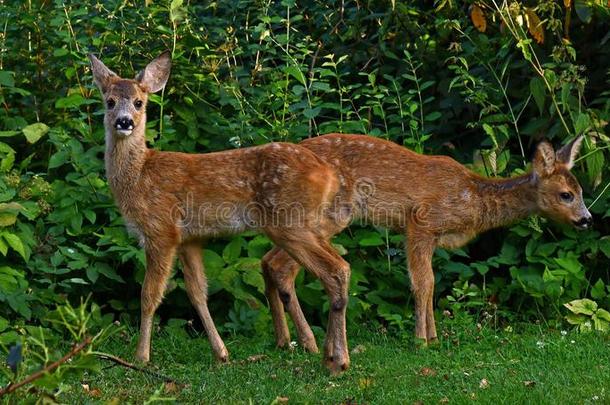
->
[530, 77, 545, 114]
[2, 232, 25, 259]
[0, 202, 22, 227]
[303, 107, 321, 119]
[554, 257, 582, 274]
[222, 238, 243, 263]
[564, 298, 597, 315]
[0, 71, 15, 87]
[591, 279, 607, 300]
[55, 93, 90, 109]
[203, 249, 224, 271]
[574, 113, 590, 135]
[86, 266, 99, 283]
[22, 123, 49, 144]
[285, 65, 306, 86]
[358, 231, 384, 247]
[595, 308, 610, 322]
[565, 312, 585, 325]
[242, 270, 264, 292]
[0, 238, 7, 255]
[585, 147, 604, 189]
[543, 70, 556, 89]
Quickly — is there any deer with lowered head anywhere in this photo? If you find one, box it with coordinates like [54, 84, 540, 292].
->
[260, 133, 591, 371]
[89, 51, 355, 374]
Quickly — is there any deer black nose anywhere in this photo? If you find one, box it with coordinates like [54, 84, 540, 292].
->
[115, 117, 134, 130]
[573, 215, 593, 229]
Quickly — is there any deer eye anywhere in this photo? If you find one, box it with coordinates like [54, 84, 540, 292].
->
[134, 99, 143, 109]
[106, 99, 116, 109]
[559, 192, 574, 202]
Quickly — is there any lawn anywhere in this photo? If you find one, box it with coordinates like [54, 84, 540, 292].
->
[57, 316, 610, 404]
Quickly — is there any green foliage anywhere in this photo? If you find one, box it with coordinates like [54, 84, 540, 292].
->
[0, 0, 608, 338]
[0, 298, 117, 400]
[564, 298, 610, 332]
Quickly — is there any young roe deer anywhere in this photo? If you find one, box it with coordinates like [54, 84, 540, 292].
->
[260, 133, 591, 370]
[89, 52, 354, 373]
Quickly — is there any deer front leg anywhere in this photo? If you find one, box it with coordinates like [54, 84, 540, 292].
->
[179, 240, 228, 362]
[135, 242, 177, 363]
[262, 247, 318, 353]
[406, 231, 436, 346]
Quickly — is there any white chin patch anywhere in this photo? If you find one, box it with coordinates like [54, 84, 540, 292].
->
[115, 129, 133, 137]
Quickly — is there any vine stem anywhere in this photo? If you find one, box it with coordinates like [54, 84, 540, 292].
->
[0, 336, 92, 397]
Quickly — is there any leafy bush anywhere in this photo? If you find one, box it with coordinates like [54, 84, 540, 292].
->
[0, 0, 608, 339]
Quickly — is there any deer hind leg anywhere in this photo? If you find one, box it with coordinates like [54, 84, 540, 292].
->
[179, 240, 228, 362]
[268, 231, 350, 375]
[426, 291, 438, 343]
[135, 241, 177, 363]
[406, 232, 436, 346]
[263, 247, 318, 353]
[261, 247, 291, 349]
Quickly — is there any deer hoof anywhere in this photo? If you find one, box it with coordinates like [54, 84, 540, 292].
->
[414, 337, 428, 350]
[216, 347, 229, 363]
[302, 338, 319, 354]
[324, 355, 350, 375]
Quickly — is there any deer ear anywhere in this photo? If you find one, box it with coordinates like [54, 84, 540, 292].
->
[533, 141, 556, 177]
[556, 135, 584, 170]
[88, 53, 117, 94]
[135, 51, 171, 93]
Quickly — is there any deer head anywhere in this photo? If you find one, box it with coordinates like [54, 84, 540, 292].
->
[88, 51, 171, 138]
[532, 136, 592, 229]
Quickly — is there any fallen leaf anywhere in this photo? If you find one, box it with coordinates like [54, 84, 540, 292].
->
[89, 388, 102, 397]
[273, 396, 289, 404]
[358, 377, 373, 389]
[247, 354, 267, 362]
[164, 382, 180, 394]
[351, 344, 366, 354]
[479, 378, 490, 389]
[469, 4, 487, 32]
[420, 367, 437, 377]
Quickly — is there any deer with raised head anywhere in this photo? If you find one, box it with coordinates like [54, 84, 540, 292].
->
[260, 133, 591, 370]
[89, 52, 353, 373]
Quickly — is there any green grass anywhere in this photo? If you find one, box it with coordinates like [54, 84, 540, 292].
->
[61, 317, 610, 404]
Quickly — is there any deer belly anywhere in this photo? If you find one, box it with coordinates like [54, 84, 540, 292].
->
[179, 203, 252, 237]
[438, 232, 475, 249]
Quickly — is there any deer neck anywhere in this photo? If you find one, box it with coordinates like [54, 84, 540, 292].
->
[474, 172, 539, 232]
[104, 119, 148, 196]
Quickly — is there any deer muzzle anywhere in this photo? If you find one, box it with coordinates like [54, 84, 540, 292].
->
[115, 116, 135, 136]
[572, 214, 593, 230]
